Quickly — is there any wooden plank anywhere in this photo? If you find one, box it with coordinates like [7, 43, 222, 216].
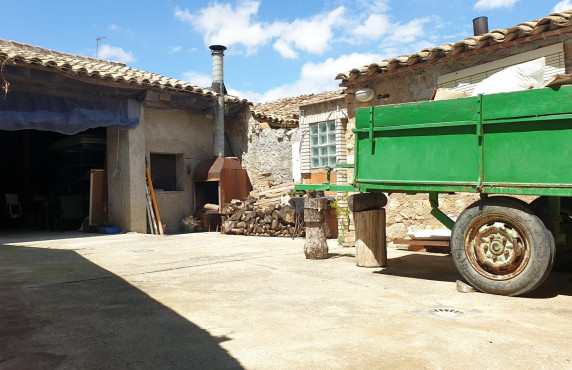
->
[145, 158, 163, 235]
[393, 238, 450, 247]
[89, 169, 106, 226]
[541, 74, 572, 88]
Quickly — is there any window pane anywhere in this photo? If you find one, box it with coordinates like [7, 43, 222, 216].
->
[311, 136, 318, 145]
[319, 158, 327, 167]
[312, 158, 319, 167]
[310, 125, 319, 134]
[150, 153, 178, 191]
[312, 148, 319, 156]
[319, 123, 327, 133]
[328, 157, 336, 166]
[319, 136, 326, 145]
[328, 145, 336, 155]
[320, 147, 327, 155]
[328, 121, 335, 132]
[328, 133, 336, 143]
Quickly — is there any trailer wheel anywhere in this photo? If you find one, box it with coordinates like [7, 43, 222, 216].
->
[451, 197, 555, 296]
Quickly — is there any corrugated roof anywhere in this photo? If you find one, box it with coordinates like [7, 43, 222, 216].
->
[251, 90, 344, 127]
[337, 10, 572, 83]
[0, 38, 248, 104]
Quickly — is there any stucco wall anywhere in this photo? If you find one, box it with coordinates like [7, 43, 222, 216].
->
[242, 117, 300, 186]
[143, 107, 213, 233]
[107, 100, 147, 233]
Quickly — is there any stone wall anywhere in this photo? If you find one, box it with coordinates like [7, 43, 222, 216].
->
[242, 117, 300, 187]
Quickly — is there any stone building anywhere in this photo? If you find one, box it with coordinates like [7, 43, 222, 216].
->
[246, 91, 345, 189]
[330, 10, 572, 240]
[0, 39, 250, 234]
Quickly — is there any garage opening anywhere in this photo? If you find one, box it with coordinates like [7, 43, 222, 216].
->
[0, 128, 106, 231]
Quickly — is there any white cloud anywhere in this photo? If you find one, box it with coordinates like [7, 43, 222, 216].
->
[352, 14, 392, 39]
[181, 71, 212, 88]
[273, 39, 298, 59]
[106, 24, 134, 36]
[97, 45, 135, 63]
[387, 17, 432, 43]
[553, 0, 572, 12]
[277, 7, 345, 55]
[175, 1, 277, 56]
[474, 0, 520, 10]
[241, 52, 383, 103]
[175, 2, 344, 57]
[169, 46, 183, 54]
[358, 0, 391, 13]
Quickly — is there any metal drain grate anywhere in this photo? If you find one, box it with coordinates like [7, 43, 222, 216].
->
[426, 307, 466, 319]
[411, 305, 479, 322]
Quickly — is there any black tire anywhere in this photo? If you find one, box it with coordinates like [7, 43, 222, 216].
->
[529, 196, 572, 226]
[530, 196, 572, 272]
[451, 196, 555, 296]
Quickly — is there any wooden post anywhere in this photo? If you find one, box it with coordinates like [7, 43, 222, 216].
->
[354, 209, 387, 267]
[304, 197, 329, 259]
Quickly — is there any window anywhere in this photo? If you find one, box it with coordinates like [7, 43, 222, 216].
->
[310, 121, 336, 168]
[150, 153, 178, 191]
[437, 43, 565, 94]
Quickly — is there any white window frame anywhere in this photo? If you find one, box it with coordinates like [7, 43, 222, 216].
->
[310, 121, 337, 168]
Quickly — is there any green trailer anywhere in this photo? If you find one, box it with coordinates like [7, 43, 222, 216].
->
[296, 85, 572, 296]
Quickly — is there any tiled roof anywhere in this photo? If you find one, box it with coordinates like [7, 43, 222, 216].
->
[251, 90, 345, 127]
[337, 10, 572, 83]
[0, 38, 247, 104]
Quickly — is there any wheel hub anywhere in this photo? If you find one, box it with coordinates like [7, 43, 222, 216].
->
[468, 220, 528, 278]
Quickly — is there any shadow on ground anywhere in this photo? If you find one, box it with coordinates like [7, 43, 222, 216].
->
[0, 244, 243, 369]
[375, 252, 461, 283]
[0, 230, 102, 244]
[377, 251, 572, 298]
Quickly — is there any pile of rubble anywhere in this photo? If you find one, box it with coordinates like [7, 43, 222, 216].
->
[220, 182, 304, 237]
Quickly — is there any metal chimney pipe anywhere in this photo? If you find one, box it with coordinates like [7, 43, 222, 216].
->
[209, 45, 226, 93]
[209, 45, 227, 157]
[473, 16, 489, 36]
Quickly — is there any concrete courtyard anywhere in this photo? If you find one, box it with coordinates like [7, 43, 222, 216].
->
[1, 231, 571, 369]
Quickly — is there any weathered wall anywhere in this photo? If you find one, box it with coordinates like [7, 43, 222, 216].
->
[242, 117, 300, 186]
[143, 107, 213, 233]
[107, 100, 147, 233]
[224, 107, 250, 160]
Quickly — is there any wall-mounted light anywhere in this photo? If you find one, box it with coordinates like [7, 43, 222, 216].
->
[354, 88, 375, 102]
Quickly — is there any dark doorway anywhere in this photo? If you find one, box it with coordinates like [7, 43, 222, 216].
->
[0, 128, 106, 230]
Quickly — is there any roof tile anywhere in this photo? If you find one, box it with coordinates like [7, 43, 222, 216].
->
[251, 90, 344, 127]
[0, 38, 249, 105]
[337, 10, 572, 82]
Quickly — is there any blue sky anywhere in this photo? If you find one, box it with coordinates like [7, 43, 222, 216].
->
[2, 1, 570, 102]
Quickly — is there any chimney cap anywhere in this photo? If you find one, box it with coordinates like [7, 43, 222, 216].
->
[209, 45, 227, 52]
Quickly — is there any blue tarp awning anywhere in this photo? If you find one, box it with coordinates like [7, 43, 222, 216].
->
[0, 90, 139, 135]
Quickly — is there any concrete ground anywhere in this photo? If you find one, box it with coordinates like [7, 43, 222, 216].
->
[1, 231, 571, 369]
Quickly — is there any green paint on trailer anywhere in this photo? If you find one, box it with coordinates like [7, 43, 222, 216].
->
[296, 85, 572, 198]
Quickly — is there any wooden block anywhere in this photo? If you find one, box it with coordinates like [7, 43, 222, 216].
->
[407, 245, 427, 252]
[354, 209, 386, 267]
